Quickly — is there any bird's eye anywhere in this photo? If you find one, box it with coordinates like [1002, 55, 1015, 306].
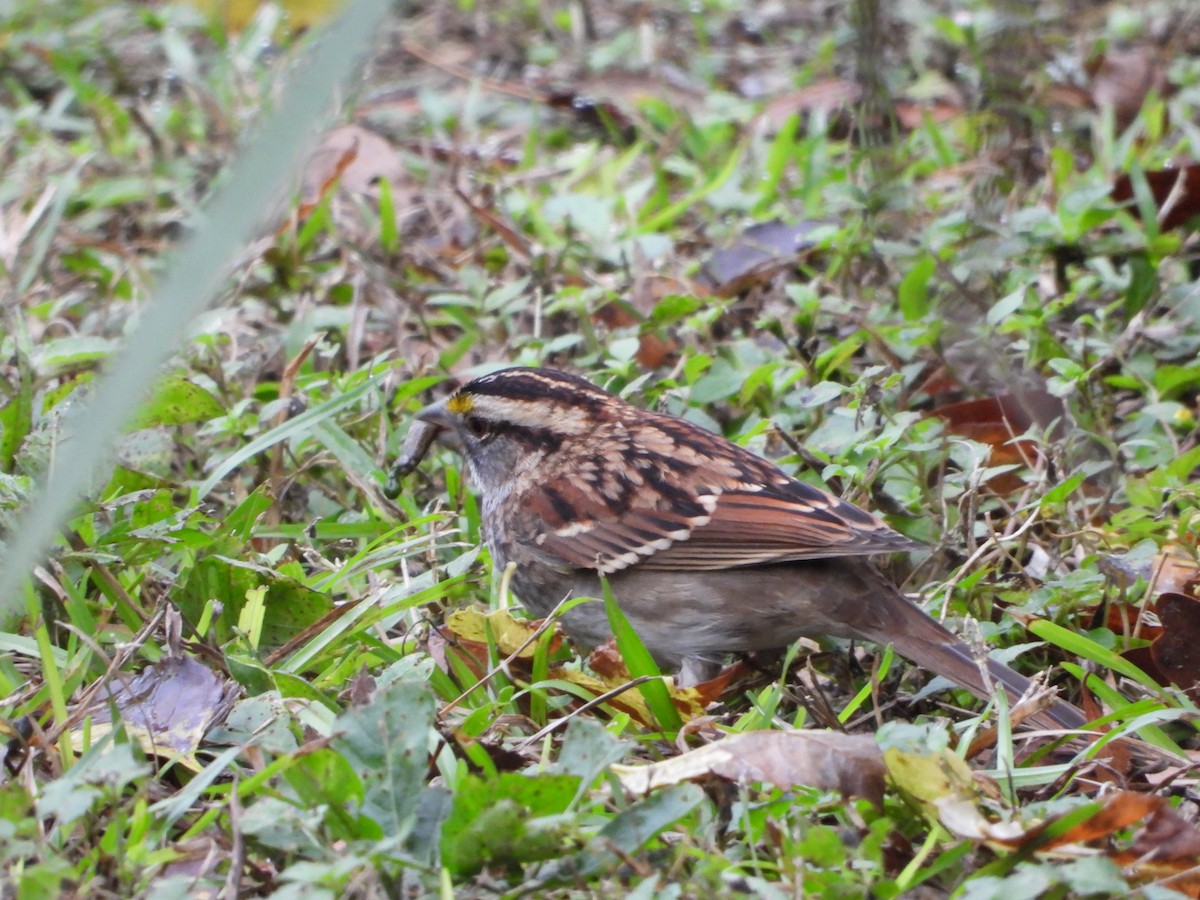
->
[465, 415, 490, 439]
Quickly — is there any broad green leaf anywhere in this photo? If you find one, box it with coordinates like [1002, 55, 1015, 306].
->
[332, 676, 438, 843]
[128, 377, 224, 430]
[440, 772, 581, 877]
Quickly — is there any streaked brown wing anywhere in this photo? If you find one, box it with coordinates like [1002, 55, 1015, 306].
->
[636, 486, 922, 570]
[524, 471, 919, 575]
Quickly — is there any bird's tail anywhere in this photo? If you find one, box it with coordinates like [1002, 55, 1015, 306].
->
[852, 582, 1087, 731]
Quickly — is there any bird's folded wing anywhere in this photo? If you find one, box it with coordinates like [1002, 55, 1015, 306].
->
[524, 474, 920, 574]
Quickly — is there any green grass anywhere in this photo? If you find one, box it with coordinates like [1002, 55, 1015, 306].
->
[3, 0, 1200, 895]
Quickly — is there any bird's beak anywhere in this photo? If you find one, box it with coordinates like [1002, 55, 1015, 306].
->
[415, 398, 457, 430]
[415, 399, 462, 451]
[382, 399, 461, 498]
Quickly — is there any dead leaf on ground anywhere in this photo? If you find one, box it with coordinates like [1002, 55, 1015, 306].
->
[698, 220, 824, 296]
[1129, 801, 1200, 860]
[613, 730, 885, 808]
[77, 656, 237, 769]
[1111, 164, 1200, 233]
[588, 640, 732, 713]
[884, 743, 984, 824]
[593, 274, 705, 369]
[297, 124, 408, 218]
[1099, 545, 1200, 599]
[759, 78, 863, 131]
[1087, 48, 1174, 134]
[1148, 592, 1200, 701]
[1099, 548, 1200, 678]
[925, 391, 1066, 492]
[933, 786, 1200, 893]
[444, 607, 564, 660]
[436, 609, 712, 727]
[893, 99, 963, 130]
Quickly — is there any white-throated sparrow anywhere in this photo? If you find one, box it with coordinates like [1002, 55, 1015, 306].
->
[403, 366, 1085, 730]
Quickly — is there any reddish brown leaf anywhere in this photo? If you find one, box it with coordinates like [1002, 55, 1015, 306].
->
[1112, 802, 1200, 897]
[925, 391, 1065, 492]
[452, 188, 532, 260]
[1022, 791, 1162, 852]
[587, 641, 728, 717]
[1101, 597, 1164, 642]
[428, 630, 491, 681]
[586, 640, 627, 681]
[1087, 48, 1173, 134]
[1151, 592, 1200, 700]
[1123, 645, 1169, 686]
[592, 275, 698, 370]
[893, 99, 963, 130]
[1111, 164, 1200, 233]
[1151, 554, 1200, 598]
[1131, 803, 1200, 860]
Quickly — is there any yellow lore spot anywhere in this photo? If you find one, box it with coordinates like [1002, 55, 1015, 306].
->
[446, 394, 474, 415]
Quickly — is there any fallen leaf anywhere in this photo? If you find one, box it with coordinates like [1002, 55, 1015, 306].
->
[893, 99, 963, 130]
[1087, 48, 1173, 134]
[1024, 791, 1161, 852]
[1150, 592, 1200, 700]
[926, 391, 1065, 492]
[444, 607, 563, 660]
[760, 78, 863, 131]
[698, 219, 823, 296]
[884, 743, 981, 822]
[592, 274, 702, 369]
[1130, 802, 1200, 860]
[296, 124, 408, 219]
[1111, 164, 1200, 233]
[78, 656, 236, 768]
[587, 641, 725, 718]
[934, 787, 1200, 895]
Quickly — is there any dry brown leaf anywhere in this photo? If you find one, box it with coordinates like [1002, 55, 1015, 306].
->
[592, 274, 701, 370]
[1111, 164, 1200, 233]
[586, 641, 713, 722]
[1026, 791, 1161, 851]
[925, 391, 1065, 492]
[77, 656, 236, 768]
[1130, 803, 1200, 860]
[893, 99, 963, 130]
[698, 220, 823, 296]
[1150, 592, 1200, 700]
[297, 124, 408, 219]
[1087, 48, 1173, 134]
[760, 78, 863, 131]
[936, 787, 1200, 893]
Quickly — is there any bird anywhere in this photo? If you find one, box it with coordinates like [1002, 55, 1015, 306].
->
[404, 366, 1086, 731]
